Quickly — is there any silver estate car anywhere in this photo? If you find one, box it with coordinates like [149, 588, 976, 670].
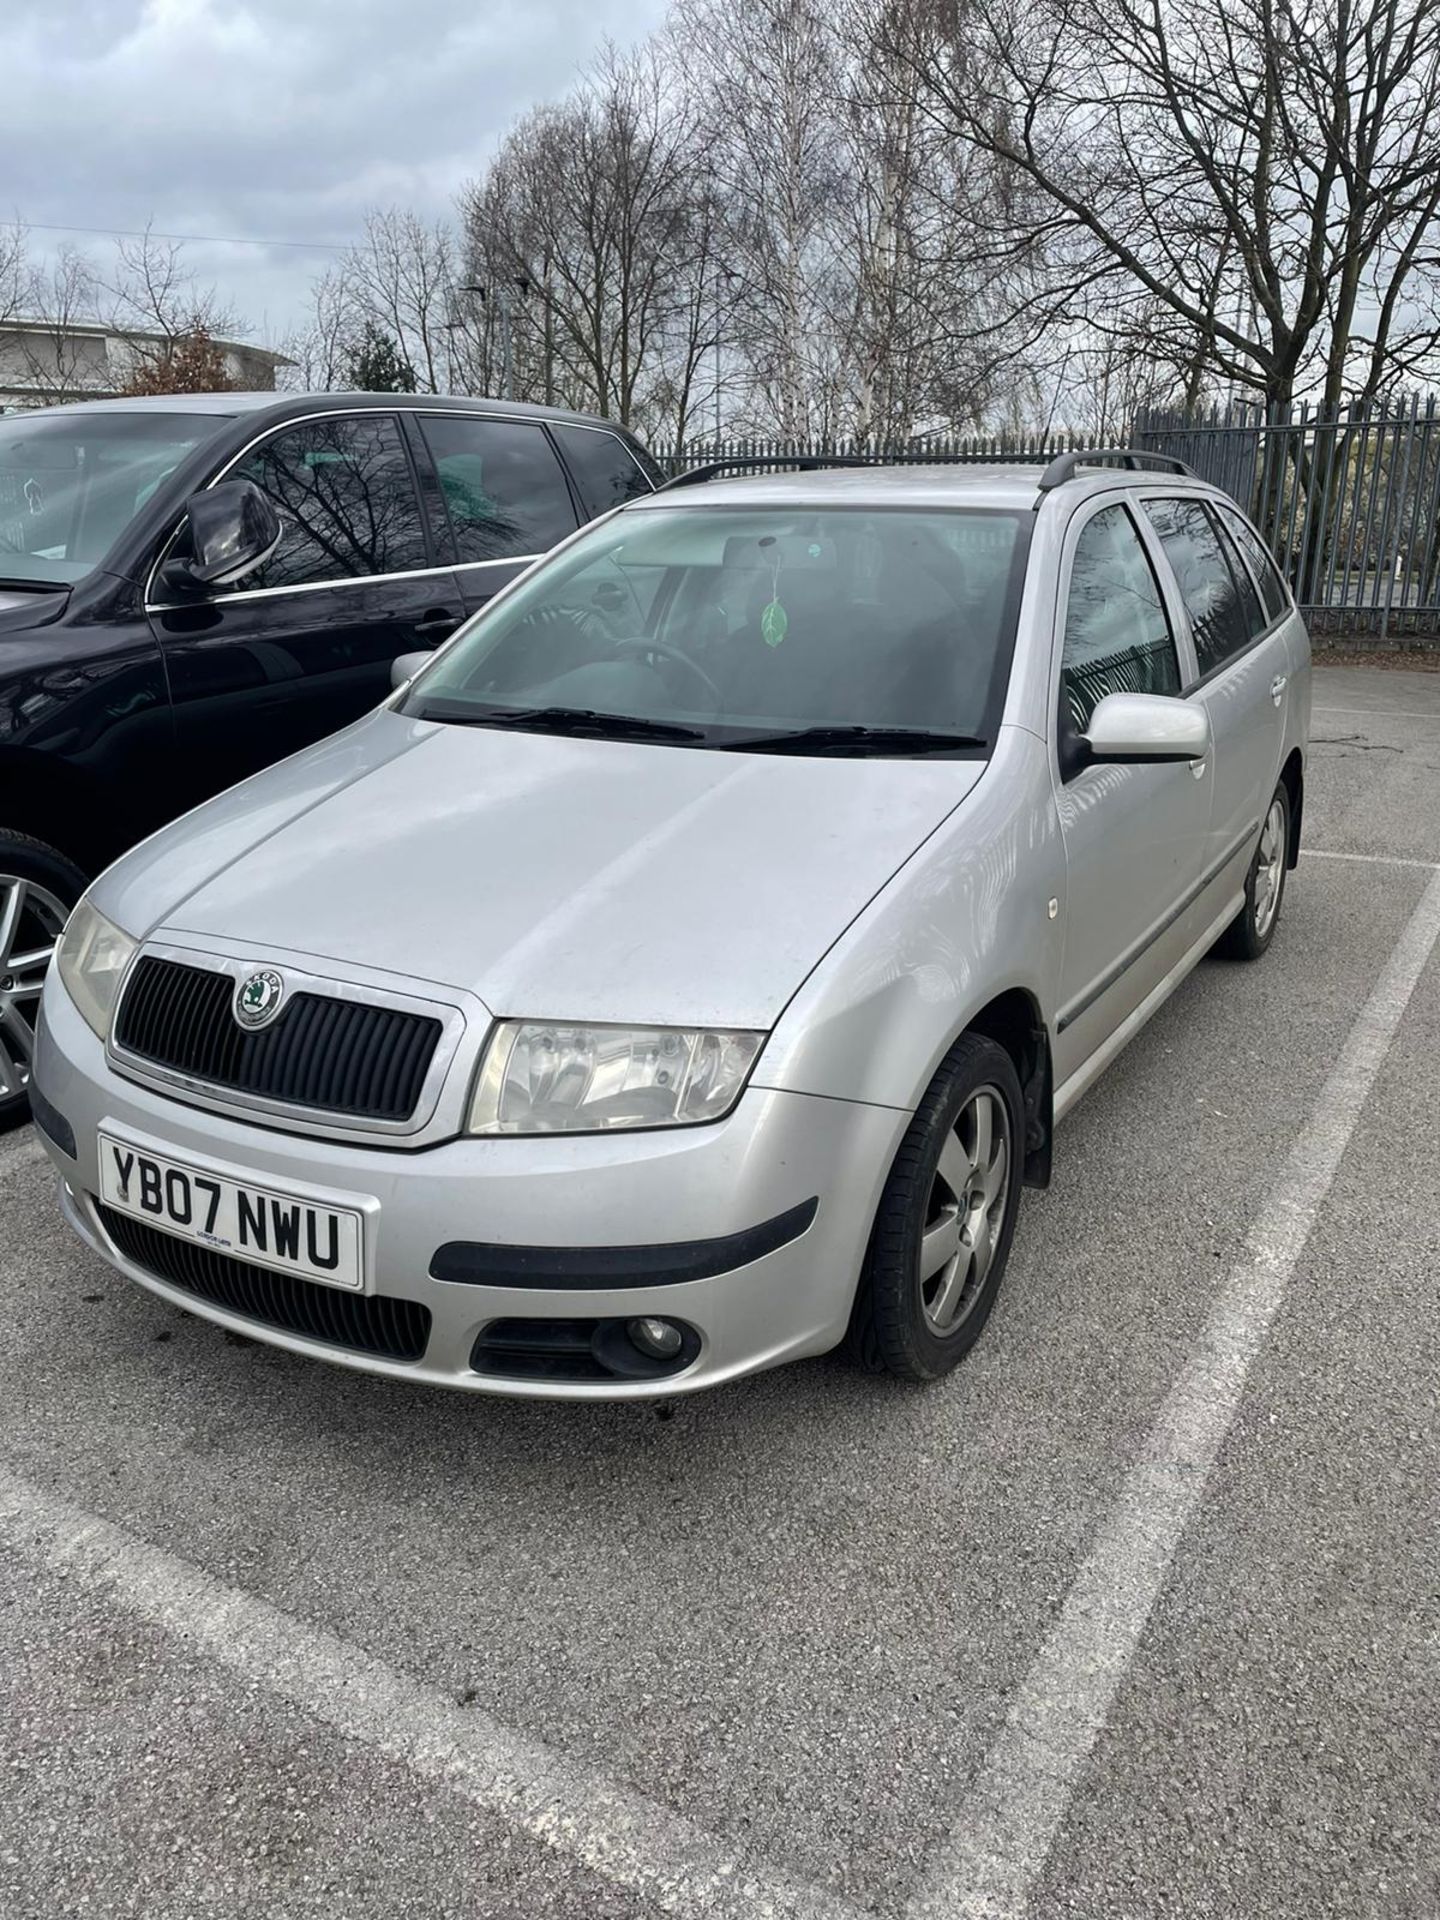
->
[33, 451, 1310, 1398]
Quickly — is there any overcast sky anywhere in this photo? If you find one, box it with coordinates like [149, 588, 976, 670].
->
[6, 0, 671, 348]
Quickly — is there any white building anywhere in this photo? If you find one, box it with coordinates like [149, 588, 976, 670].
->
[0, 317, 290, 407]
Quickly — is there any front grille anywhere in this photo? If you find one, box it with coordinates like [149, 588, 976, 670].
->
[114, 956, 443, 1123]
[97, 1204, 431, 1361]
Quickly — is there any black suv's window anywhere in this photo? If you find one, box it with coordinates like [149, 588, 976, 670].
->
[1061, 504, 1181, 732]
[1141, 497, 1256, 676]
[0, 409, 218, 586]
[551, 424, 654, 519]
[234, 413, 428, 589]
[417, 416, 576, 564]
[1219, 504, 1290, 624]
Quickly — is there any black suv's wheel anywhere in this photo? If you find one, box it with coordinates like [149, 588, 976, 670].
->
[0, 833, 85, 1129]
[1214, 782, 1290, 962]
[848, 1032, 1024, 1382]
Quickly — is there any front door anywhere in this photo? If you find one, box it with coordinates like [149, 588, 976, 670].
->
[1051, 499, 1214, 1093]
[148, 410, 465, 808]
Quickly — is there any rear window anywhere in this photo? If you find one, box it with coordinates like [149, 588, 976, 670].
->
[418, 415, 576, 563]
[1219, 505, 1290, 624]
[1141, 497, 1257, 676]
[552, 424, 655, 520]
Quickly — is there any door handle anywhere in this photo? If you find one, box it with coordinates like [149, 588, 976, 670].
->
[1270, 674, 1288, 706]
[413, 610, 459, 640]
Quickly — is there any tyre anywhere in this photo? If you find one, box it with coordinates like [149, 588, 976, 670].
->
[1214, 782, 1290, 962]
[0, 833, 86, 1130]
[848, 1032, 1024, 1382]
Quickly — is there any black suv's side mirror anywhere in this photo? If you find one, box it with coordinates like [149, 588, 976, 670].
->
[157, 479, 283, 599]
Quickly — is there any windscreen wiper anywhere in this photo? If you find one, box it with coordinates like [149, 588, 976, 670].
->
[412, 701, 707, 744]
[720, 724, 987, 756]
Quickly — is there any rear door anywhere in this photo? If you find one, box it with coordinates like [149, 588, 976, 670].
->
[411, 413, 579, 620]
[1051, 498, 1213, 1091]
[1139, 495, 1289, 884]
[148, 410, 466, 806]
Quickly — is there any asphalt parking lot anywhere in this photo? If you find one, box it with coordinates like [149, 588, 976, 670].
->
[1, 660, 1437, 1920]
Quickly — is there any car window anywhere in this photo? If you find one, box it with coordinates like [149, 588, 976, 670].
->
[234, 413, 428, 589]
[1141, 497, 1255, 676]
[402, 503, 1027, 744]
[1060, 504, 1181, 733]
[1207, 504, 1267, 641]
[1218, 504, 1289, 624]
[551, 424, 654, 520]
[417, 416, 576, 564]
[0, 409, 218, 586]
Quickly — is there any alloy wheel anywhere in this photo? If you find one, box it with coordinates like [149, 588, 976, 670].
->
[0, 876, 68, 1102]
[918, 1084, 1011, 1334]
[1253, 797, 1286, 939]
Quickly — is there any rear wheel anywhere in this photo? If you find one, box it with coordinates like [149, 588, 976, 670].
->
[1214, 783, 1290, 961]
[0, 833, 85, 1129]
[848, 1032, 1024, 1382]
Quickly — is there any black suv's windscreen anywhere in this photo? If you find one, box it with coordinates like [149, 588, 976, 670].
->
[402, 503, 1029, 754]
[0, 410, 221, 586]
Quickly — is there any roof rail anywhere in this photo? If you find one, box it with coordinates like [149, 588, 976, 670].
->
[1036, 448, 1198, 491]
[657, 454, 898, 493]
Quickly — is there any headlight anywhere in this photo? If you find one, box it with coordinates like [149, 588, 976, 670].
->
[468, 1021, 765, 1135]
[55, 898, 138, 1041]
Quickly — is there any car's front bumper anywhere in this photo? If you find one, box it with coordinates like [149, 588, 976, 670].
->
[33, 981, 906, 1398]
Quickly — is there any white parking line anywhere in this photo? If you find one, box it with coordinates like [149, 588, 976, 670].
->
[908, 864, 1440, 1920]
[0, 1469, 862, 1920]
[0, 1131, 45, 1181]
[1303, 848, 1440, 870]
[1313, 704, 1440, 722]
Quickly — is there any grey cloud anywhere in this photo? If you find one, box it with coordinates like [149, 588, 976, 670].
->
[4, 0, 670, 342]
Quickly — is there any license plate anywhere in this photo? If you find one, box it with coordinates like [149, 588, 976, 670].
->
[98, 1133, 365, 1292]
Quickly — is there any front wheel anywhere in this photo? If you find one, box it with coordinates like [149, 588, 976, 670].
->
[0, 833, 85, 1130]
[847, 1032, 1024, 1382]
[1214, 783, 1290, 962]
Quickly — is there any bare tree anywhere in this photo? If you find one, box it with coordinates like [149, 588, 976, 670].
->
[279, 266, 354, 391]
[0, 220, 24, 326]
[463, 43, 705, 432]
[11, 244, 103, 400]
[340, 209, 456, 394]
[286, 212, 459, 395]
[105, 227, 237, 344]
[674, 0, 851, 437]
[898, 0, 1440, 414]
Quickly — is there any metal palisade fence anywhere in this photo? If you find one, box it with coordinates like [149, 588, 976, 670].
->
[659, 405, 1440, 638]
[1137, 397, 1440, 636]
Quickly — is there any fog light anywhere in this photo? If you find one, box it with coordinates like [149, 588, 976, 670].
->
[628, 1316, 683, 1361]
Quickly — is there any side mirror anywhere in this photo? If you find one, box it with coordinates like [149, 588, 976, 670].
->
[390, 651, 432, 691]
[1084, 692, 1210, 766]
[157, 480, 283, 599]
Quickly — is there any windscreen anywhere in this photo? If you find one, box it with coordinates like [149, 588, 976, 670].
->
[0, 409, 220, 585]
[402, 502, 1027, 747]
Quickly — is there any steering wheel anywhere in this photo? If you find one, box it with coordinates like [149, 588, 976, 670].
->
[613, 636, 723, 708]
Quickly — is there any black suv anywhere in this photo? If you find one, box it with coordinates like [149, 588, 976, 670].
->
[0, 391, 660, 1121]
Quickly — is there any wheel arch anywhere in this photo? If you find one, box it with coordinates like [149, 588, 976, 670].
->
[1279, 747, 1303, 869]
[0, 749, 132, 878]
[963, 986, 1053, 1189]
